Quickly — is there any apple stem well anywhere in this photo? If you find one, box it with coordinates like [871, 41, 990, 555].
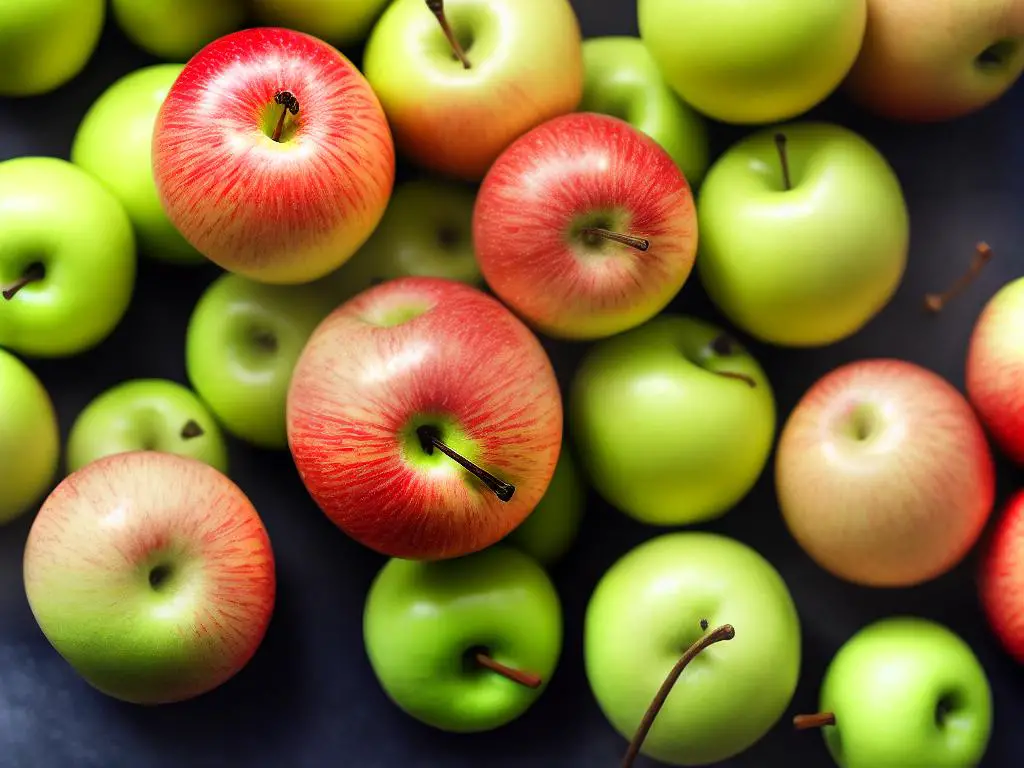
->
[706, 334, 757, 388]
[774, 133, 792, 191]
[793, 712, 837, 730]
[416, 425, 515, 502]
[580, 228, 650, 252]
[470, 648, 542, 688]
[271, 91, 300, 143]
[2, 262, 45, 300]
[180, 420, 204, 440]
[621, 620, 736, 768]
[426, 0, 471, 69]
[924, 242, 993, 312]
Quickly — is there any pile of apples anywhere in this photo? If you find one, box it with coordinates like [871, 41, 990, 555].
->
[1, 0, 1023, 766]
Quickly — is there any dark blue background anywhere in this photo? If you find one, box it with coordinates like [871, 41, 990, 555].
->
[1, 2, 1022, 766]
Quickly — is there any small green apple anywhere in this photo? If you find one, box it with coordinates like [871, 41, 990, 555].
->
[250, 0, 391, 47]
[111, 0, 245, 61]
[363, 544, 562, 733]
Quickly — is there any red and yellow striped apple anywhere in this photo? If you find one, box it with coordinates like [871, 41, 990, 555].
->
[979, 490, 1024, 664]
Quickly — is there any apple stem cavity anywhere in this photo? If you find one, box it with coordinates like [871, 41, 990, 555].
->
[774, 133, 792, 191]
[621, 620, 736, 768]
[925, 242, 993, 312]
[793, 712, 837, 730]
[580, 228, 650, 252]
[2, 262, 45, 301]
[474, 651, 542, 689]
[272, 91, 300, 142]
[181, 420, 204, 440]
[704, 334, 757, 387]
[416, 425, 515, 501]
[427, 0, 471, 69]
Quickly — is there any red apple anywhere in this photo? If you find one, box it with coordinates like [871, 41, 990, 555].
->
[775, 359, 996, 587]
[286, 276, 563, 560]
[152, 27, 395, 285]
[979, 490, 1024, 663]
[473, 112, 697, 340]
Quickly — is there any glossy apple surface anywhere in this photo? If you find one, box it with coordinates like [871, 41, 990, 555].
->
[250, 0, 391, 47]
[111, 0, 244, 61]
[979, 490, 1024, 663]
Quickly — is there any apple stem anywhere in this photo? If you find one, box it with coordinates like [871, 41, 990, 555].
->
[181, 420, 204, 440]
[925, 242, 993, 312]
[2, 263, 45, 301]
[426, 0, 471, 69]
[272, 91, 299, 142]
[621, 621, 736, 768]
[580, 228, 650, 252]
[715, 371, 757, 388]
[793, 712, 836, 730]
[475, 652, 542, 688]
[416, 426, 515, 502]
[774, 133, 792, 191]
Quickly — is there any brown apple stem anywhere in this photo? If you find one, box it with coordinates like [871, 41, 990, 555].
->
[622, 621, 736, 768]
[2, 263, 45, 300]
[475, 652, 542, 689]
[180, 420, 204, 440]
[426, 0, 471, 69]
[271, 91, 299, 142]
[794, 712, 836, 730]
[704, 334, 757, 387]
[924, 242, 993, 312]
[417, 425, 515, 501]
[715, 371, 757, 387]
[580, 228, 650, 252]
[774, 133, 792, 191]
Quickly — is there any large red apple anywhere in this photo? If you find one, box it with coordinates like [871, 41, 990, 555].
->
[152, 27, 395, 285]
[473, 112, 698, 341]
[286, 277, 563, 560]
[979, 490, 1024, 663]
[775, 358, 996, 587]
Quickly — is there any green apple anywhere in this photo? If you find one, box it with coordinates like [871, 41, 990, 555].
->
[363, 544, 562, 733]
[585, 532, 802, 765]
[111, 0, 245, 61]
[637, 0, 867, 124]
[72, 64, 203, 266]
[579, 36, 709, 187]
[250, 0, 391, 47]
[697, 123, 910, 347]
[0, 349, 60, 524]
[795, 617, 993, 768]
[570, 315, 775, 527]
[0, 157, 136, 358]
[186, 274, 339, 450]
[0, 0, 104, 97]
[67, 379, 228, 475]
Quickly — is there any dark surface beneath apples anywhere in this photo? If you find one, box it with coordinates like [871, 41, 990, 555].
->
[1, 3, 1023, 767]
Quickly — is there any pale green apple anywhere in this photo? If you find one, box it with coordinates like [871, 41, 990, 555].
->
[250, 0, 391, 47]
[111, 0, 245, 61]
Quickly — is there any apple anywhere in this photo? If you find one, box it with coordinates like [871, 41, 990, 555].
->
[793, 617, 993, 768]
[776, 358, 996, 587]
[473, 113, 698, 341]
[696, 123, 910, 347]
[569, 315, 775, 527]
[186, 273, 340, 450]
[844, 0, 1024, 122]
[579, 36, 710, 186]
[0, 349, 60, 525]
[23, 451, 276, 704]
[0, 0, 104, 97]
[111, 0, 245, 61]
[585, 532, 802, 766]
[979, 490, 1024, 663]
[152, 27, 395, 285]
[637, 0, 867, 124]
[250, 0, 391, 47]
[363, 544, 562, 732]
[286, 276, 563, 561]
[66, 379, 228, 475]
[363, 0, 584, 181]
[0, 157, 136, 358]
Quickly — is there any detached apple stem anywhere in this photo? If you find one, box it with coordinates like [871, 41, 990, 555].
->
[774, 133, 792, 191]
[794, 712, 836, 730]
[416, 426, 515, 501]
[475, 652, 542, 689]
[426, 0, 471, 69]
[621, 621, 736, 768]
[924, 242, 993, 312]
[2, 263, 45, 300]
[181, 420, 204, 440]
[272, 91, 299, 142]
[580, 228, 650, 252]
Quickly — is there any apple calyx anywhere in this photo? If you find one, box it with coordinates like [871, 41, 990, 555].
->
[416, 425, 515, 501]
[180, 420, 204, 440]
[580, 228, 650, 252]
[925, 242, 993, 312]
[621, 619, 736, 768]
[793, 712, 837, 730]
[272, 91, 300, 143]
[2, 262, 45, 300]
[471, 648, 542, 689]
[426, 0, 471, 69]
[705, 334, 757, 388]
[251, 328, 279, 353]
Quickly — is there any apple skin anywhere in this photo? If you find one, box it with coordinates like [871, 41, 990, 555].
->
[363, 544, 562, 733]
[0, 157, 136, 358]
[812, 617, 993, 768]
[637, 0, 867, 124]
[23, 451, 276, 705]
[250, 0, 391, 47]
[585, 532, 802, 765]
[152, 27, 395, 285]
[776, 359, 996, 587]
[570, 315, 775, 527]
[696, 122, 910, 347]
[363, 0, 584, 181]
[978, 491, 1024, 664]
[286, 277, 563, 561]
[111, 0, 245, 61]
[0, 349, 60, 525]
[844, 0, 1024, 122]
[473, 113, 698, 340]
[579, 36, 710, 186]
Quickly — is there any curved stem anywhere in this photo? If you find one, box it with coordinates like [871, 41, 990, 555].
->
[417, 426, 515, 501]
[426, 0, 471, 69]
[475, 652, 542, 689]
[715, 371, 757, 388]
[925, 242, 993, 312]
[181, 420, 204, 440]
[774, 133, 792, 191]
[794, 712, 836, 730]
[271, 91, 299, 142]
[2, 263, 45, 300]
[580, 228, 650, 252]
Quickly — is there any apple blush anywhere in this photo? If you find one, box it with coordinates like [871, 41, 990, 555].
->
[979, 491, 1024, 663]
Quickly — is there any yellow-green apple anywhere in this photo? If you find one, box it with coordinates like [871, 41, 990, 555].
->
[250, 0, 391, 47]
[579, 36, 709, 186]
[794, 617, 993, 768]
[0, 349, 60, 525]
[111, 0, 245, 61]
[23, 451, 276, 704]
[66, 379, 228, 474]
[474, 113, 698, 341]
[152, 27, 395, 284]
[363, 0, 584, 181]
[0, 0, 104, 97]
[776, 359, 996, 587]
[0, 157, 136, 358]
[72, 64, 203, 265]
[697, 123, 910, 347]
[286, 277, 563, 561]
[978, 490, 1024, 663]
[844, 0, 1024, 122]
[637, 0, 867, 124]
[570, 315, 775, 527]
[585, 532, 801, 766]
[363, 544, 562, 732]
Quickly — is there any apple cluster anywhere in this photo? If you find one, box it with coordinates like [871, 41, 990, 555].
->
[1, 1, 1023, 767]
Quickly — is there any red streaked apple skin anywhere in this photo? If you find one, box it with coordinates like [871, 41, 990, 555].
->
[979, 491, 1024, 663]
[473, 113, 698, 340]
[286, 277, 563, 561]
[152, 27, 395, 284]
[776, 359, 996, 587]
